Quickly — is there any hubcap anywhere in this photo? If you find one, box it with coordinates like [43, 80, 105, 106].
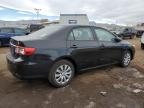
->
[123, 52, 131, 66]
[55, 64, 72, 84]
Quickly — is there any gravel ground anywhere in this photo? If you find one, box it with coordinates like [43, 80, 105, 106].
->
[0, 37, 144, 108]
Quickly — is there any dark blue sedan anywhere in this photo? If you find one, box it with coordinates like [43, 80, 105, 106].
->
[7, 25, 135, 87]
[0, 27, 29, 46]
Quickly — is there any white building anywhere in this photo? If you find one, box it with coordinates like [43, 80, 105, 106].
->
[59, 14, 89, 25]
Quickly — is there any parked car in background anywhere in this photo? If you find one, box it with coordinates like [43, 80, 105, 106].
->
[7, 25, 135, 87]
[140, 33, 144, 49]
[0, 27, 29, 47]
[110, 29, 121, 36]
[136, 30, 144, 38]
[118, 28, 136, 39]
[28, 24, 44, 32]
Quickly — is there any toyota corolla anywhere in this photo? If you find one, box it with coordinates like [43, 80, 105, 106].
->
[7, 25, 135, 87]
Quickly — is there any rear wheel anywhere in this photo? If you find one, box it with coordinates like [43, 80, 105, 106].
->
[141, 43, 144, 49]
[120, 50, 131, 67]
[48, 60, 75, 88]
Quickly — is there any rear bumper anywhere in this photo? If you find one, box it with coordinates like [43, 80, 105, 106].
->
[6, 53, 53, 79]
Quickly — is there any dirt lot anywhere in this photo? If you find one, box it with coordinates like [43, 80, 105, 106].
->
[0, 38, 144, 108]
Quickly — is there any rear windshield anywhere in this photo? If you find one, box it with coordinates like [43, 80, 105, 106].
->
[28, 25, 64, 39]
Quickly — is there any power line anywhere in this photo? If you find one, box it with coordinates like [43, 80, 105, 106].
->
[34, 8, 41, 20]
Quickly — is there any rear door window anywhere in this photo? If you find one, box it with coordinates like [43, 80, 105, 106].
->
[68, 27, 94, 41]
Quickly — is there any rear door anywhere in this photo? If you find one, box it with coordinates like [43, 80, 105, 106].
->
[67, 27, 101, 70]
[94, 27, 122, 65]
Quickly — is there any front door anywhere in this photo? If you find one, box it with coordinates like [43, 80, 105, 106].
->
[67, 27, 101, 70]
[94, 28, 122, 65]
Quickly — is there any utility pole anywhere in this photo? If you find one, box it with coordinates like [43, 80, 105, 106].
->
[34, 8, 41, 20]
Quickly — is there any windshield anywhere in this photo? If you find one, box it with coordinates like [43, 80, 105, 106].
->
[28, 25, 64, 39]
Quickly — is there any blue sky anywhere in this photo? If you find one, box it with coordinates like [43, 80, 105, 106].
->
[0, 6, 118, 24]
[0, 6, 59, 21]
[0, 0, 144, 24]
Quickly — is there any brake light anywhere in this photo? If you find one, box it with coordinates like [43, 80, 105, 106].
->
[15, 46, 36, 56]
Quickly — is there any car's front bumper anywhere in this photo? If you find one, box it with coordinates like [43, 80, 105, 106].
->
[6, 53, 53, 79]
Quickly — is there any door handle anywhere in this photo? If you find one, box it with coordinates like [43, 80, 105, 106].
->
[70, 44, 78, 48]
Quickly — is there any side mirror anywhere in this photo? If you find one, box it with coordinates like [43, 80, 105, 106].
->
[25, 32, 30, 35]
[113, 37, 122, 42]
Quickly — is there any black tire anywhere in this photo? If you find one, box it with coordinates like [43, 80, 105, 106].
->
[48, 60, 75, 88]
[120, 50, 131, 67]
[141, 43, 144, 49]
[130, 35, 133, 39]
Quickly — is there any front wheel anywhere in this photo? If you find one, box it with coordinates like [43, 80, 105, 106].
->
[48, 60, 75, 88]
[120, 50, 131, 67]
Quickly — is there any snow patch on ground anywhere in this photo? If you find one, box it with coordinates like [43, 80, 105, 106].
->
[84, 101, 95, 108]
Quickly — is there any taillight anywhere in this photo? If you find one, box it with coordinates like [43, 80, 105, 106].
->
[15, 46, 36, 56]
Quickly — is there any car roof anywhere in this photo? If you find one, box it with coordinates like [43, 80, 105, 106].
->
[52, 24, 96, 27]
[45, 24, 105, 30]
